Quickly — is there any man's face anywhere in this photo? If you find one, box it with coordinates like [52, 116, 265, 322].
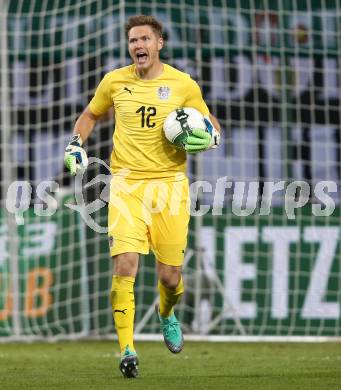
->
[128, 25, 163, 71]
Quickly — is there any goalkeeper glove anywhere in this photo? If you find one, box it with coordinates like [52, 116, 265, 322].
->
[64, 134, 88, 176]
[185, 117, 220, 154]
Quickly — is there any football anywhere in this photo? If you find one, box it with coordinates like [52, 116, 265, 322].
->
[163, 107, 207, 150]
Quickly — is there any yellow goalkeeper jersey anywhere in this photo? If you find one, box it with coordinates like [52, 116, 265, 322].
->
[88, 63, 209, 180]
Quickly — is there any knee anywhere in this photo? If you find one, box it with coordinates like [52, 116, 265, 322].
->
[113, 253, 139, 277]
[159, 271, 182, 290]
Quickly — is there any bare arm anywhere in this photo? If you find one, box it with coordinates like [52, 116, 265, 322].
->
[209, 113, 221, 133]
[73, 106, 101, 143]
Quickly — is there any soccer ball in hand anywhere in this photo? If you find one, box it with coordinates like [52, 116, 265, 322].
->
[163, 107, 207, 150]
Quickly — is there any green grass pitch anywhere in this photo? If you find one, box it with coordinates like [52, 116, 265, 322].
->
[1, 341, 340, 390]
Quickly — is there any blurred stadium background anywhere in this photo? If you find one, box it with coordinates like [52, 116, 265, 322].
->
[1, 0, 341, 342]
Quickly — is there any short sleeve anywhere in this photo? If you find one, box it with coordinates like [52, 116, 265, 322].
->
[183, 78, 210, 116]
[88, 73, 113, 116]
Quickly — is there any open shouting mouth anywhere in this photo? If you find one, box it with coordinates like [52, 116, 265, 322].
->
[136, 51, 148, 65]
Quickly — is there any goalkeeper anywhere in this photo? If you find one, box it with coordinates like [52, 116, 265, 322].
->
[64, 15, 221, 379]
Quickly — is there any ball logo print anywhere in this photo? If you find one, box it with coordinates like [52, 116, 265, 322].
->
[163, 107, 207, 150]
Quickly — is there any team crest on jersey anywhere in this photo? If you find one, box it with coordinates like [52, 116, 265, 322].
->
[157, 86, 171, 100]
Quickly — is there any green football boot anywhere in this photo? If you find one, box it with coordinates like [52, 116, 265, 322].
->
[119, 345, 139, 378]
[156, 305, 184, 353]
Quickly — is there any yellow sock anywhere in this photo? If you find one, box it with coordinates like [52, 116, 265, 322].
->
[158, 277, 184, 318]
[110, 275, 135, 353]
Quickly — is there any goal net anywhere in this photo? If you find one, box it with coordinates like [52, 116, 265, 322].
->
[1, 0, 341, 341]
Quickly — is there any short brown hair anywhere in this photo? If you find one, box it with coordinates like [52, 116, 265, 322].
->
[125, 15, 163, 38]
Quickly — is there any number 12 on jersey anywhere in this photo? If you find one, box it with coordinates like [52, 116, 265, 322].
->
[136, 106, 156, 128]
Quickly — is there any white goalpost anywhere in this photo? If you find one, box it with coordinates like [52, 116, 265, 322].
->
[1, 0, 341, 342]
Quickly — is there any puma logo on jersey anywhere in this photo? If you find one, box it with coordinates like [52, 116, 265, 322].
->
[114, 309, 127, 315]
[123, 87, 133, 95]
